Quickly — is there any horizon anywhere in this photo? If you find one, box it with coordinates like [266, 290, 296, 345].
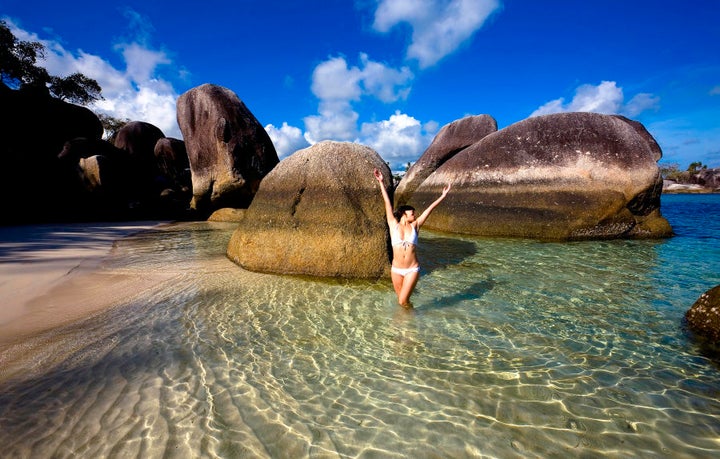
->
[3, 0, 719, 170]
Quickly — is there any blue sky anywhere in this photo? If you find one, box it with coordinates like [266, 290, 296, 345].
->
[3, 0, 719, 170]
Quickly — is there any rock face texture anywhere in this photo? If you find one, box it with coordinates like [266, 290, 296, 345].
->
[686, 285, 720, 342]
[177, 84, 279, 215]
[695, 168, 720, 190]
[227, 141, 392, 278]
[395, 115, 497, 206]
[403, 112, 673, 240]
[154, 137, 191, 196]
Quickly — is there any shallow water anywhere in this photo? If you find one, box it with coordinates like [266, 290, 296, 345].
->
[1, 194, 720, 458]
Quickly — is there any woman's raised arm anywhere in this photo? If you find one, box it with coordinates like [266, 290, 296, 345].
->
[416, 183, 451, 228]
[373, 169, 396, 226]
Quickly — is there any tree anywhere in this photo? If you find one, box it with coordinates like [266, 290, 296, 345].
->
[0, 20, 102, 104]
[98, 113, 130, 140]
[687, 161, 707, 173]
[49, 73, 102, 105]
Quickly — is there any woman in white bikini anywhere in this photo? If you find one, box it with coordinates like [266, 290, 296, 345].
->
[373, 168, 451, 308]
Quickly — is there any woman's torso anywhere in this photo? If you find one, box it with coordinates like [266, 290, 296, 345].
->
[391, 223, 419, 268]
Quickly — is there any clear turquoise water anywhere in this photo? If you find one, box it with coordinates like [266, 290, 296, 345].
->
[1, 194, 719, 458]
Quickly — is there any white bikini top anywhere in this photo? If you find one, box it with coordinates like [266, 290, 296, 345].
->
[391, 223, 418, 248]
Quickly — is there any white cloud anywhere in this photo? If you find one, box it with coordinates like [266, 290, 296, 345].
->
[5, 17, 182, 138]
[530, 81, 660, 119]
[359, 53, 413, 102]
[303, 55, 414, 146]
[373, 0, 501, 68]
[310, 57, 363, 102]
[359, 110, 434, 166]
[624, 93, 661, 117]
[115, 42, 170, 84]
[304, 100, 360, 144]
[265, 122, 311, 159]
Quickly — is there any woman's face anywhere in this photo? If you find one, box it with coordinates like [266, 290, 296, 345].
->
[403, 209, 415, 222]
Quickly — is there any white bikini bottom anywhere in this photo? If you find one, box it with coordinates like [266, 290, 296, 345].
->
[391, 266, 420, 276]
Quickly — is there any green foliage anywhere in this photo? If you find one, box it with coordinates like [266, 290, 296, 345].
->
[0, 20, 102, 105]
[0, 21, 47, 87]
[661, 161, 712, 183]
[49, 73, 102, 104]
[98, 113, 130, 140]
[659, 163, 681, 180]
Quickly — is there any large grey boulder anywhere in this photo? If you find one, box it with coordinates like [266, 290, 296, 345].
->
[177, 84, 279, 214]
[395, 114, 497, 206]
[405, 112, 673, 240]
[227, 141, 392, 278]
[686, 285, 720, 343]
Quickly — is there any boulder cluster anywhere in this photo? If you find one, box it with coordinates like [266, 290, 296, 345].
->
[226, 112, 672, 279]
[0, 83, 278, 222]
[400, 113, 672, 240]
[664, 168, 720, 193]
[1, 80, 673, 279]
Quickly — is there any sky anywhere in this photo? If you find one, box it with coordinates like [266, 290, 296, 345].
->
[2, 0, 719, 171]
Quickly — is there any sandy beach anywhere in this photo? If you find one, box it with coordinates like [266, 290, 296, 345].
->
[0, 221, 167, 351]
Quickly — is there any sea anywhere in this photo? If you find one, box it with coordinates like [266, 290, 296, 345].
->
[0, 193, 719, 458]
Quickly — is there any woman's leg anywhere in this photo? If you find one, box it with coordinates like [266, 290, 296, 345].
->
[391, 271, 405, 298]
[397, 271, 419, 307]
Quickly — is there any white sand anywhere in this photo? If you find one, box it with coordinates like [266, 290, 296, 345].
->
[0, 222, 166, 350]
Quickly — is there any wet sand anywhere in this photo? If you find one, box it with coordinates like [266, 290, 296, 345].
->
[0, 222, 167, 352]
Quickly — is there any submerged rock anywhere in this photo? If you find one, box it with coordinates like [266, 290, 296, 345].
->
[208, 207, 246, 222]
[686, 285, 720, 343]
[227, 141, 392, 278]
[404, 112, 673, 240]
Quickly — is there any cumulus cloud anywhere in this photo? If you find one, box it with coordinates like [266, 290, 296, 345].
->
[265, 122, 311, 159]
[5, 15, 182, 138]
[303, 54, 414, 148]
[624, 92, 661, 117]
[359, 53, 413, 102]
[310, 56, 363, 102]
[359, 111, 435, 166]
[530, 81, 660, 118]
[297, 54, 442, 167]
[373, 0, 501, 68]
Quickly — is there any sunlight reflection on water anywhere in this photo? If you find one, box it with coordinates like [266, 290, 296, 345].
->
[1, 195, 719, 458]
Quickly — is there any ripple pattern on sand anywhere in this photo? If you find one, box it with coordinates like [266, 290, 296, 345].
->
[1, 215, 719, 458]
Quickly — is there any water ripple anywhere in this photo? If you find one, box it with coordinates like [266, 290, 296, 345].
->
[1, 196, 720, 457]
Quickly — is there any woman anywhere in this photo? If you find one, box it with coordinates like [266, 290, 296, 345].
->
[373, 168, 451, 307]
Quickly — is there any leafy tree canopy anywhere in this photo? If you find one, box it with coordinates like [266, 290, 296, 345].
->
[687, 161, 707, 173]
[98, 113, 130, 141]
[0, 20, 102, 105]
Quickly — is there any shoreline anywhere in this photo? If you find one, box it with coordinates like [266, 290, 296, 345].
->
[0, 221, 168, 352]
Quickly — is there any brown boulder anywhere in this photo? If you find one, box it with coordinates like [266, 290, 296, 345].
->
[177, 84, 279, 215]
[406, 112, 673, 240]
[154, 137, 191, 195]
[227, 141, 392, 278]
[686, 285, 720, 342]
[208, 207, 247, 222]
[395, 114, 497, 205]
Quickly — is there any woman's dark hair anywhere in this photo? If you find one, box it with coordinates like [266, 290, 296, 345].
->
[394, 205, 415, 221]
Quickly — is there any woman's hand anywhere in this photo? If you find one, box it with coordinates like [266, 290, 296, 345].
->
[441, 183, 451, 197]
[373, 168, 383, 182]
